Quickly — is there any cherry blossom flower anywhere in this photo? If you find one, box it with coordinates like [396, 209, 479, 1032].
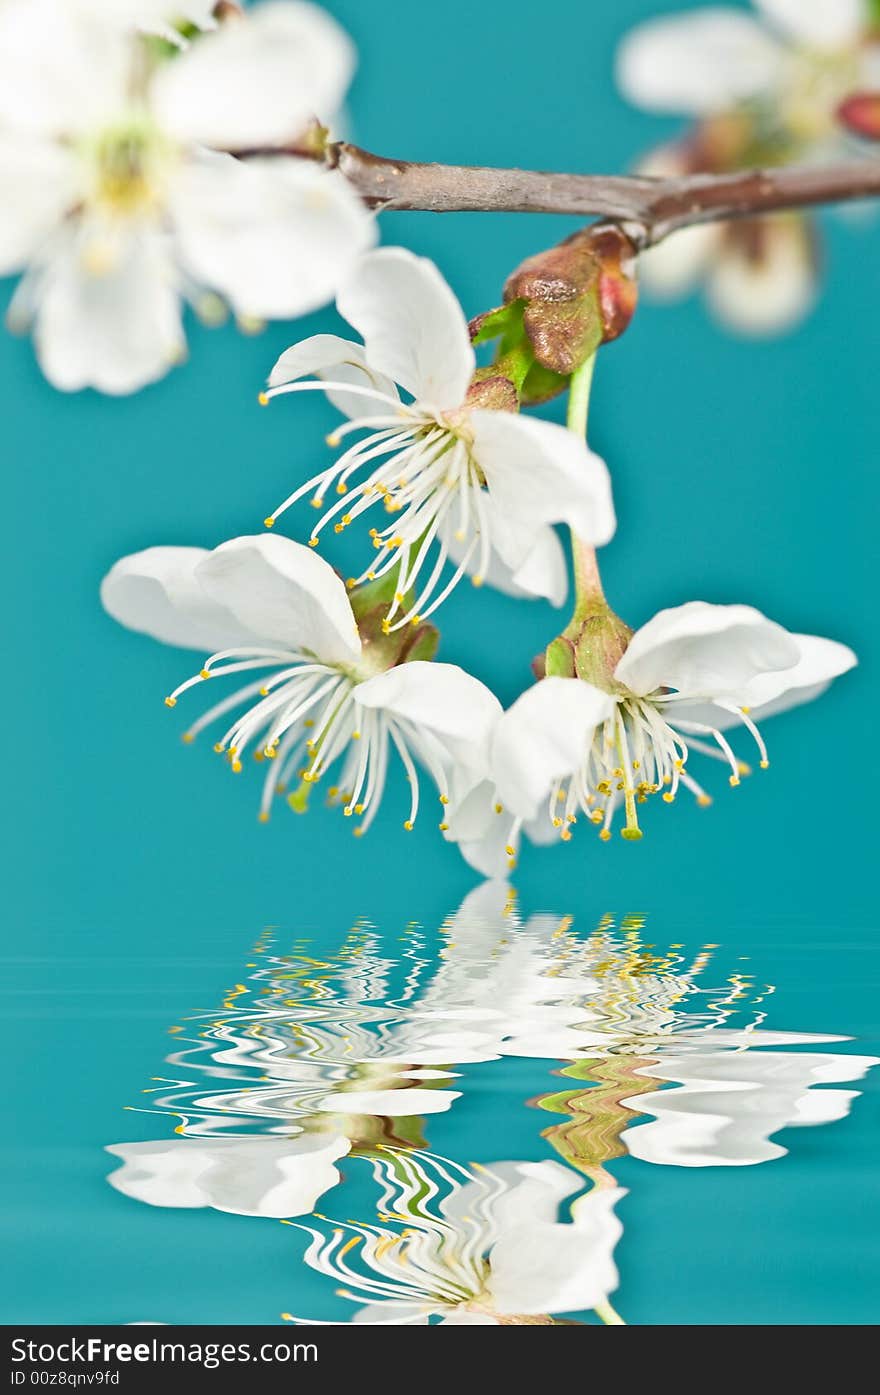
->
[447, 602, 856, 873]
[285, 1149, 624, 1325]
[100, 534, 501, 832]
[260, 247, 616, 622]
[617, 1, 880, 333]
[0, 0, 373, 392]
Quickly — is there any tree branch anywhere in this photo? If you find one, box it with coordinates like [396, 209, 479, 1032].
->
[323, 142, 880, 246]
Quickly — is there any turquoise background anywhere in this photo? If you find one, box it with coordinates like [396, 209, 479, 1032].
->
[2, 0, 878, 1325]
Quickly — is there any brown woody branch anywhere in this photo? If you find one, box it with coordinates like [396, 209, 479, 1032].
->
[245, 139, 880, 247]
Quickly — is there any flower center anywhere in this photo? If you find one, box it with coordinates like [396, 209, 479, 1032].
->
[512, 691, 770, 856]
[163, 646, 450, 835]
[261, 381, 492, 630]
[83, 116, 171, 217]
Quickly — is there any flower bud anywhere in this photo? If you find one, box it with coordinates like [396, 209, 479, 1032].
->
[838, 93, 880, 141]
[503, 225, 638, 377]
[544, 603, 633, 692]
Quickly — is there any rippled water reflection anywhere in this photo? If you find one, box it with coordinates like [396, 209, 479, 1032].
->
[103, 883, 878, 1325]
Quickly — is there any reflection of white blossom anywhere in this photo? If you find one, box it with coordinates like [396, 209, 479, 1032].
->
[285, 1150, 624, 1325]
[620, 1048, 879, 1167]
[106, 1134, 351, 1218]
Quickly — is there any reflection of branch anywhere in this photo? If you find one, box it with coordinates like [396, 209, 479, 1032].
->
[243, 141, 880, 247]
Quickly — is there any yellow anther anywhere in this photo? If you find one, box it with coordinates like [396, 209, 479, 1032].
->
[343, 806, 353, 817]
[560, 828, 572, 842]
[351, 730, 361, 740]
[334, 522, 344, 533]
[336, 483, 348, 495]
[257, 392, 269, 406]
[439, 821, 449, 831]
[590, 811, 604, 824]
[471, 574, 484, 588]
[311, 496, 324, 509]
[621, 827, 644, 841]
[381, 619, 391, 635]
[308, 536, 319, 548]
[200, 668, 211, 680]
[326, 433, 341, 447]
[403, 820, 414, 831]
[264, 746, 278, 760]
[697, 794, 713, 807]
[353, 826, 364, 837]
[729, 775, 741, 788]
[263, 516, 275, 528]
[599, 828, 612, 842]
[254, 750, 265, 763]
[505, 844, 516, 856]
[662, 792, 675, 804]
[213, 742, 226, 754]
[552, 817, 563, 828]
[760, 759, 770, 770]
[494, 802, 504, 814]
[181, 732, 195, 744]
[276, 782, 287, 795]
[258, 811, 270, 824]
[741, 705, 751, 714]
[231, 759, 243, 773]
[164, 695, 177, 708]
[409, 613, 421, 626]
[327, 786, 339, 798]
[354, 803, 364, 815]
[438, 794, 449, 805]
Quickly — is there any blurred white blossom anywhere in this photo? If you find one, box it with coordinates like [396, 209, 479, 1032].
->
[618, 0, 880, 333]
[0, 0, 373, 392]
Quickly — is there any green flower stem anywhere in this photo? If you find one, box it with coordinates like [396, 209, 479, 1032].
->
[565, 355, 606, 615]
[594, 1300, 626, 1326]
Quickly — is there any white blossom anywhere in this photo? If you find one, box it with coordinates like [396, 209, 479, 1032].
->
[101, 534, 501, 833]
[0, 0, 373, 392]
[261, 247, 616, 620]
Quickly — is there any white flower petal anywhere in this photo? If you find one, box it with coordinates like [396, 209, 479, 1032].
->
[491, 678, 614, 821]
[706, 217, 817, 337]
[355, 661, 502, 781]
[353, 1304, 430, 1325]
[172, 154, 375, 321]
[101, 545, 258, 652]
[267, 333, 399, 419]
[738, 632, 857, 717]
[470, 410, 616, 553]
[445, 1161, 584, 1240]
[194, 534, 361, 664]
[756, 0, 866, 49]
[488, 1187, 624, 1316]
[106, 1135, 350, 1217]
[336, 247, 475, 406]
[638, 223, 723, 302]
[35, 221, 184, 395]
[621, 1050, 878, 1167]
[0, 0, 131, 136]
[443, 508, 568, 606]
[317, 1087, 460, 1116]
[614, 601, 801, 700]
[151, 0, 355, 148]
[0, 137, 76, 275]
[617, 9, 783, 114]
